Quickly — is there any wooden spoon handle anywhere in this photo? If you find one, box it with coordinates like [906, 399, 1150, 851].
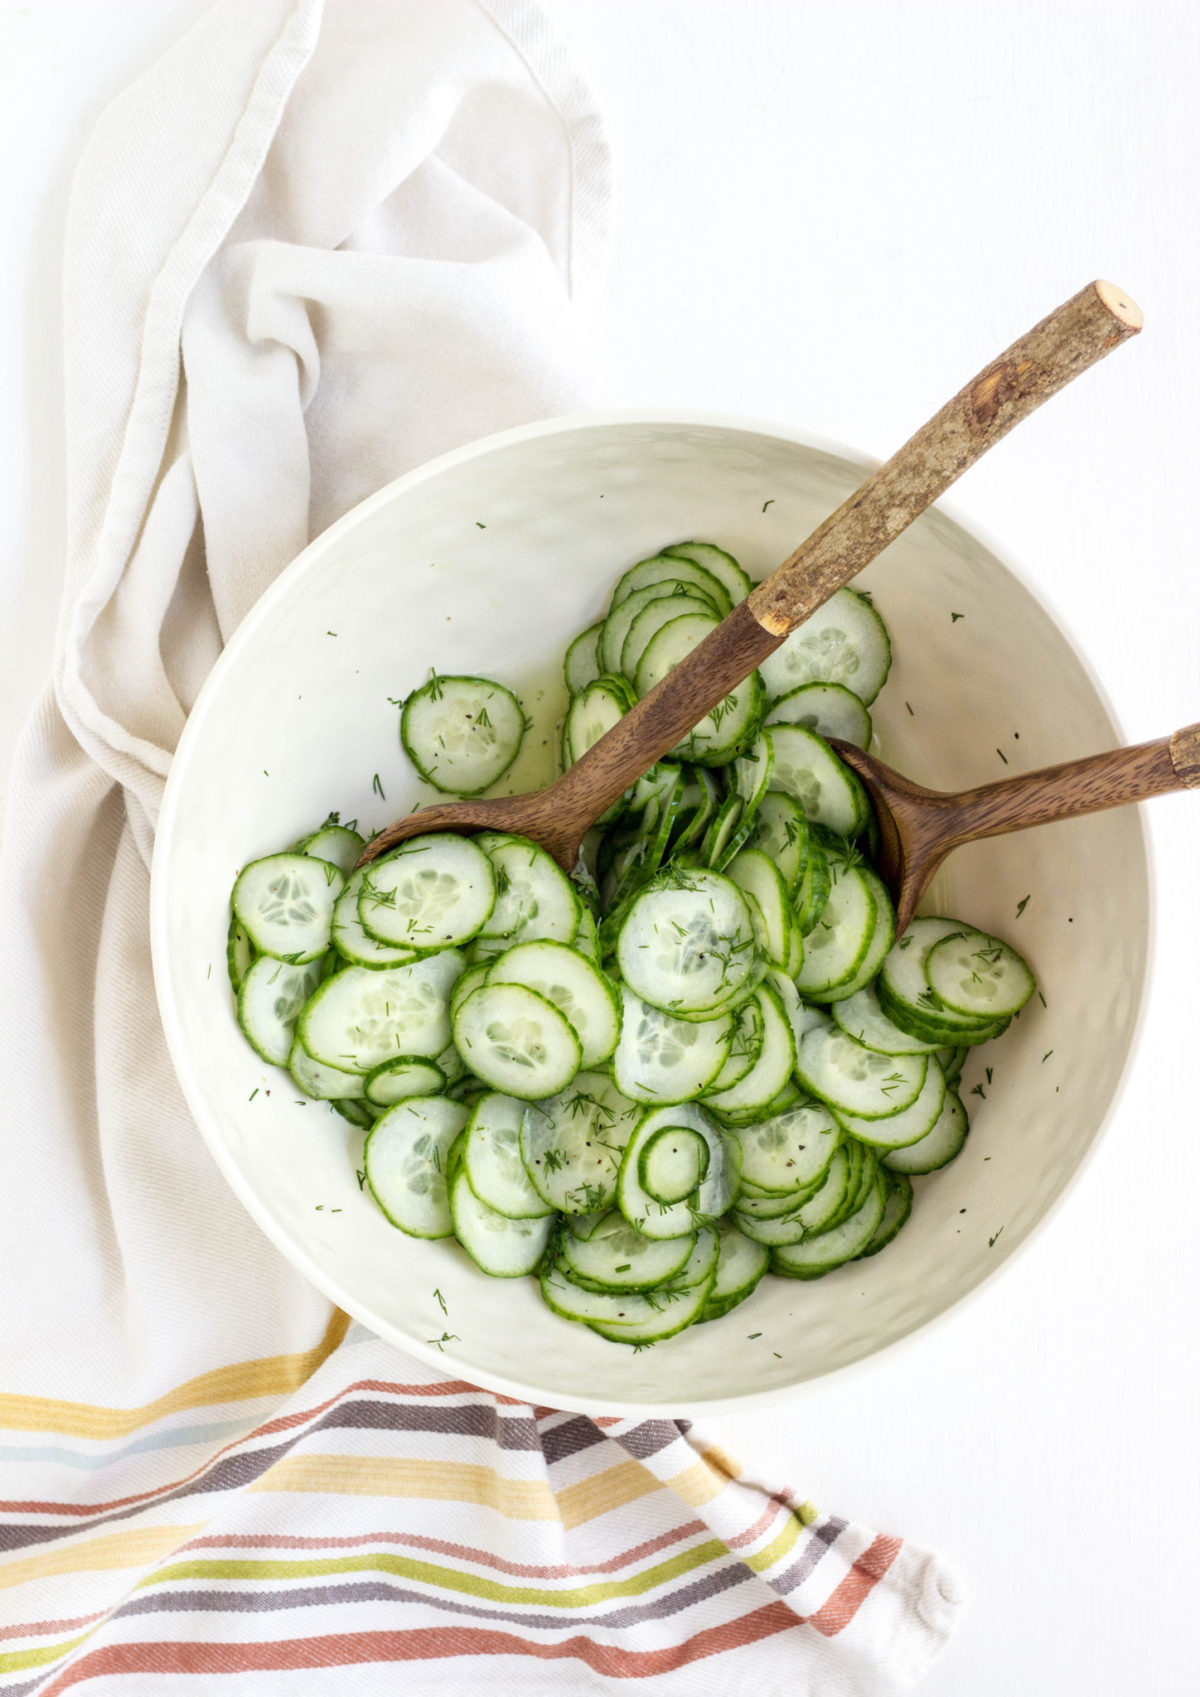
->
[554, 282, 1141, 825]
[936, 723, 1200, 849]
[748, 280, 1143, 636]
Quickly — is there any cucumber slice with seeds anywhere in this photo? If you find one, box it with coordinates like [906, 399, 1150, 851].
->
[832, 983, 942, 1055]
[237, 955, 328, 1065]
[300, 952, 463, 1072]
[662, 540, 752, 604]
[796, 1020, 927, 1118]
[744, 791, 809, 890]
[298, 823, 365, 876]
[767, 725, 870, 837]
[401, 674, 525, 795]
[233, 853, 343, 963]
[617, 1102, 733, 1238]
[332, 867, 418, 969]
[559, 1212, 694, 1290]
[884, 1088, 969, 1173]
[564, 623, 603, 694]
[726, 848, 802, 972]
[460, 1093, 554, 1219]
[358, 835, 494, 950]
[615, 868, 759, 1018]
[290, 1040, 367, 1100]
[634, 610, 720, 698]
[622, 591, 722, 681]
[450, 1168, 555, 1275]
[600, 580, 718, 675]
[701, 984, 796, 1124]
[612, 553, 733, 615]
[364, 1096, 469, 1238]
[452, 983, 581, 1101]
[563, 676, 635, 767]
[612, 989, 733, 1104]
[770, 1170, 888, 1278]
[730, 1098, 841, 1194]
[838, 1054, 947, 1149]
[485, 939, 620, 1067]
[478, 834, 581, 944]
[679, 671, 764, 767]
[766, 682, 872, 750]
[520, 1070, 641, 1214]
[925, 929, 1036, 1020]
[794, 862, 878, 997]
[758, 587, 891, 705]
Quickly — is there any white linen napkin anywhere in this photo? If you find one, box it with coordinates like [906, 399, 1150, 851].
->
[0, 2, 961, 1687]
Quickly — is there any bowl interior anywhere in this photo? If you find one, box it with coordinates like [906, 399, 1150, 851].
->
[152, 414, 1149, 1416]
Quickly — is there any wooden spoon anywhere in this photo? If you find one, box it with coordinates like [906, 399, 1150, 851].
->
[832, 725, 1200, 936]
[361, 280, 1143, 871]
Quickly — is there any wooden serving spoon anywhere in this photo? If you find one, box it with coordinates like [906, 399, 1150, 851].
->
[361, 280, 1144, 873]
[831, 726, 1200, 936]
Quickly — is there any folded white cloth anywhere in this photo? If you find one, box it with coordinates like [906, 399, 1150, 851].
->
[0, 2, 961, 1687]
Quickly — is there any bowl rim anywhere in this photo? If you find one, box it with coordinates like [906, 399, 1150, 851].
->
[151, 405, 1155, 1418]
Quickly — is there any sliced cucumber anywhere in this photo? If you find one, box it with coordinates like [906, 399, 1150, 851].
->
[701, 984, 796, 1123]
[634, 610, 720, 698]
[237, 955, 328, 1065]
[795, 833, 832, 935]
[452, 982, 581, 1101]
[766, 725, 870, 837]
[614, 867, 759, 1018]
[698, 1219, 769, 1320]
[332, 867, 418, 969]
[599, 579, 718, 675]
[558, 1212, 694, 1290]
[770, 1171, 888, 1277]
[477, 834, 581, 945]
[925, 929, 1037, 1020]
[795, 1020, 927, 1119]
[638, 1124, 710, 1203]
[364, 1096, 469, 1238]
[884, 1089, 969, 1174]
[623, 591, 722, 682]
[612, 552, 733, 615]
[794, 862, 878, 998]
[358, 835, 494, 951]
[450, 1168, 555, 1276]
[730, 1098, 841, 1194]
[727, 847, 802, 972]
[540, 1260, 713, 1343]
[227, 917, 255, 994]
[298, 822, 365, 876]
[611, 989, 733, 1104]
[700, 796, 747, 870]
[731, 734, 774, 819]
[289, 1039, 365, 1100]
[617, 1102, 731, 1238]
[758, 587, 892, 705]
[678, 671, 764, 767]
[485, 940, 619, 1067]
[744, 791, 810, 890]
[519, 1070, 641, 1214]
[817, 864, 895, 1004]
[401, 674, 525, 795]
[939, 1046, 968, 1085]
[662, 540, 752, 604]
[364, 1055, 446, 1107]
[300, 952, 463, 1072]
[704, 993, 764, 1094]
[564, 622, 603, 694]
[233, 853, 343, 963]
[832, 983, 942, 1055]
[858, 1170, 914, 1257]
[563, 676, 634, 767]
[838, 1054, 947, 1149]
[766, 682, 872, 750]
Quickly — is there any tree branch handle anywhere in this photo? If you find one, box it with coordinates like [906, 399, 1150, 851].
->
[748, 280, 1142, 636]
[938, 723, 1200, 848]
[554, 281, 1142, 827]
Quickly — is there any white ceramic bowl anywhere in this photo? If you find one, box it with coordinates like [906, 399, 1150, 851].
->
[152, 410, 1150, 1417]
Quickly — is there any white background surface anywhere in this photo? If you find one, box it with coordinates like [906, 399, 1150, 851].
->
[2, 2, 1198, 1692]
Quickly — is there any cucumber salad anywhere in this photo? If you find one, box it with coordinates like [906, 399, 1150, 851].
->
[226, 540, 1036, 1348]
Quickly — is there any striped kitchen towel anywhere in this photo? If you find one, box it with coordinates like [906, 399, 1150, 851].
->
[0, 0, 961, 1688]
[0, 1320, 960, 1692]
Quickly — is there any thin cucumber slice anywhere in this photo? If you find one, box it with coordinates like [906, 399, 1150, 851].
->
[559, 1212, 694, 1291]
[726, 848, 801, 972]
[925, 929, 1037, 1019]
[298, 823, 365, 876]
[730, 1098, 841, 1194]
[670, 767, 722, 855]
[796, 1020, 927, 1119]
[540, 1261, 713, 1343]
[290, 1040, 366, 1101]
[817, 864, 895, 1004]
[764, 968, 826, 1055]
[679, 671, 765, 768]
[884, 1089, 970, 1174]
[233, 853, 343, 963]
[638, 1124, 710, 1203]
[634, 610, 720, 698]
[794, 862, 878, 997]
[400, 674, 525, 795]
[858, 1171, 914, 1257]
[734, 1174, 825, 1220]
[333, 1098, 375, 1129]
[701, 796, 746, 870]
[364, 1097, 469, 1238]
[450, 1169, 555, 1276]
[832, 983, 942, 1055]
[478, 835, 581, 944]
[237, 955, 327, 1065]
[563, 676, 634, 767]
[300, 952, 463, 1071]
[766, 725, 870, 837]
[838, 1054, 947, 1149]
[701, 985, 796, 1123]
[363, 1055, 446, 1107]
[745, 791, 810, 890]
[615, 868, 759, 1018]
[332, 867, 418, 969]
[564, 622, 603, 694]
[485, 940, 619, 1068]
[461, 1095, 556, 1218]
[520, 1070, 641, 1214]
[612, 552, 732, 616]
[795, 834, 832, 935]
[358, 835, 495, 950]
[611, 989, 733, 1104]
[698, 1219, 769, 1321]
[622, 591, 721, 681]
[766, 682, 872, 750]
[617, 1102, 731, 1238]
[879, 917, 1003, 1034]
[227, 917, 255, 994]
[704, 993, 764, 1094]
[600, 579, 718, 675]
[452, 982, 581, 1101]
[731, 733, 774, 819]
[758, 587, 892, 705]
[662, 540, 752, 604]
[877, 979, 1007, 1048]
[450, 959, 491, 1018]
[770, 1171, 888, 1278]
[939, 1046, 968, 1085]
[664, 1223, 721, 1288]
[573, 907, 600, 963]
